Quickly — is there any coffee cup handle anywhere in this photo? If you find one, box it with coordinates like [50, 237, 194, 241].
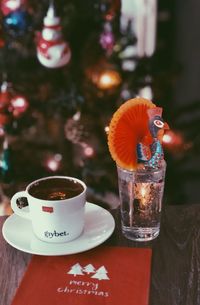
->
[11, 191, 31, 220]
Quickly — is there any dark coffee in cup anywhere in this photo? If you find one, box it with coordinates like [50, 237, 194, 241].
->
[28, 177, 84, 200]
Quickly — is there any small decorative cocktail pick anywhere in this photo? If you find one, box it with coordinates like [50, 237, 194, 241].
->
[137, 107, 169, 169]
[108, 97, 169, 171]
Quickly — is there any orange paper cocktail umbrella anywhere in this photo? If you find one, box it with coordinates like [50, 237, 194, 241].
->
[108, 97, 156, 170]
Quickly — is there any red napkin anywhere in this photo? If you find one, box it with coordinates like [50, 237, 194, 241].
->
[11, 246, 152, 305]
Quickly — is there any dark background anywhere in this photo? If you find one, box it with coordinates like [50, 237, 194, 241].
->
[0, 0, 199, 206]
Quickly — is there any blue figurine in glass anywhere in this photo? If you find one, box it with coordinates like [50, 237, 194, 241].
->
[137, 107, 169, 169]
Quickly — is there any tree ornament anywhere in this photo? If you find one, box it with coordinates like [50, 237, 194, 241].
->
[0, 80, 29, 128]
[0, 81, 12, 127]
[36, 3, 71, 69]
[0, 0, 26, 16]
[3, 8, 32, 37]
[99, 21, 115, 55]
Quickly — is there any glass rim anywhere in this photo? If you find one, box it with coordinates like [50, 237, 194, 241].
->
[117, 160, 166, 174]
[26, 175, 86, 201]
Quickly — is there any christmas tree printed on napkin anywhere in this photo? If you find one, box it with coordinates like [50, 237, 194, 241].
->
[11, 246, 152, 305]
[68, 263, 109, 279]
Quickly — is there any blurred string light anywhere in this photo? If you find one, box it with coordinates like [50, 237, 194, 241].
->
[73, 110, 81, 121]
[85, 57, 121, 91]
[84, 146, 94, 157]
[10, 95, 29, 117]
[81, 142, 95, 158]
[138, 85, 153, 100]
[0, 80, 29, 128]
[96, 69, 121, 90]
[0, 0, 27, 16]
[104, 125, 109, 134]
[0, 0, 25, 16]
[162, 129, 193, 154]
[45, 153, 62, 172]
[162, 130, 183, 147]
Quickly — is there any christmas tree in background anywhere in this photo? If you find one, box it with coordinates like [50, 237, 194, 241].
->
[0, 0, 199, 207]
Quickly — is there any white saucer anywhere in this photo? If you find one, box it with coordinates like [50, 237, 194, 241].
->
[2, 202, 115, 256]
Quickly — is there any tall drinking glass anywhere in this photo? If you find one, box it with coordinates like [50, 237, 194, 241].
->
[117, 161, 166, 241]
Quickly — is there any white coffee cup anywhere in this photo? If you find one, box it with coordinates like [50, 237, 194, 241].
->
[11, 176, 86, 243]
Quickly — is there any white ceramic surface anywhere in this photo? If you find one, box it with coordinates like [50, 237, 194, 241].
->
[10, 176, 86, 243]
[2, 202, 115, 256]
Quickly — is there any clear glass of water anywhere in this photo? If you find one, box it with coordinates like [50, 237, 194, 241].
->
[117, 161, 166, 241]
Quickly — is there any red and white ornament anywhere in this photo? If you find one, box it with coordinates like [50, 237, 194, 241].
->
[0, 0, 25, 16]
[10, 95, 29, 118]
[0, 80, 29, 127]
[36, 4, 71, 68]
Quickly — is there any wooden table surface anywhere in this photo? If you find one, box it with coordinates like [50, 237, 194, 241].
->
[0, 204, 200, 305]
